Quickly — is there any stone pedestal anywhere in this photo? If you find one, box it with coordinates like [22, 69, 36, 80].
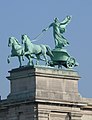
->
[1, 66, 92, 120]
[7, 66, 81, 102]
[5, 66, 83, 120]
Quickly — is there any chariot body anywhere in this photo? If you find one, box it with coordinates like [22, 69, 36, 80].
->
[49, 49, 78, 69]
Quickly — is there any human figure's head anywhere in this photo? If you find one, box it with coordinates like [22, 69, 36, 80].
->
[54, 17, 59, 23]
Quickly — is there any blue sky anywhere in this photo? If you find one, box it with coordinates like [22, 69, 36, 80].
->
[0, 0, 92, 99]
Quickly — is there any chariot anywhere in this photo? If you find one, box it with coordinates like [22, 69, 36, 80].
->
[49, 49, 78, 69]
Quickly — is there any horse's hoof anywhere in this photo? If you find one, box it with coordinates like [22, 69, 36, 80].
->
[36, 62, 39, 65]
[28, 62, 34, 66]
[19, 65, 22, 68]
[7, 59, 10, 64]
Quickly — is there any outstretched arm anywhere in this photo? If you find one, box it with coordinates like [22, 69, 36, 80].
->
[42, 23, 53, 32]
[60, 15, 72, 25]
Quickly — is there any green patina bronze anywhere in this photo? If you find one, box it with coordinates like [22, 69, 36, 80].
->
[21, 34, 53, 65]
[8, 15, 78, 69]
[43, 16, 71, 49]
[7, 37, 24, 67]
[42, 15, 78, 68]
[8, 35, 53, 66]
[48, 48, 78, 69]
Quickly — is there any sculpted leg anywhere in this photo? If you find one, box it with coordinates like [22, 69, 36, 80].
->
[18, 56, 22, 67]
[36, 54, 40, 65]
[43, 54, 48, 65]
[25, 55, 33, 66]
[7, 55, 11, 63]
[7, 54, 14, 64]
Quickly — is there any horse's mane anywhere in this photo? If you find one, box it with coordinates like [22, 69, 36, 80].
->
[23, 34, 32, 43]
[11, 37, 21, 45]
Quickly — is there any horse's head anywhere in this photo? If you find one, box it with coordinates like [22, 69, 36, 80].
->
[8, 37, 20, 47]
[21, 34, 25, 44]
[21, 34, 31, 44]
[8, 37, 14, 47]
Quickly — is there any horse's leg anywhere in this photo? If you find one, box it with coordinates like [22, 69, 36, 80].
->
[43, 53, 48, 65]
[21, 49, 24, 61]
[25, 55, 33, 66]
[7, 54, 14, 63]
[40, 45, 48, 65]
[22, 56, 24, 61]
[24, 51, 31, 56]
[18, 56, 22, 67]
[7, 55, 11, 63]
[35, 54, 40, 65]
[28, 55, 34, 65]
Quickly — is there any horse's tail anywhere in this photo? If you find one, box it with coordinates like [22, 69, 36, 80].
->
[45, 45, 53, 57]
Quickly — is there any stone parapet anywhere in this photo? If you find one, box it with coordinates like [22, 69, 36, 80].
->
[0, 66, 92, 119]
[7, 66, 81, 103]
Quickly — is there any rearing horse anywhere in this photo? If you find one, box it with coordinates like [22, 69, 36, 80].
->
[7, 37, 24, 67]
[21, 34, 53, 65]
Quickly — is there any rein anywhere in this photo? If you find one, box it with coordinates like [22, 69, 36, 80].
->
[31, 30, 44, 42]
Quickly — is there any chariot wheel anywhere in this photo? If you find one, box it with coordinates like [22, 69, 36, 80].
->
[66, 57, 76, 68]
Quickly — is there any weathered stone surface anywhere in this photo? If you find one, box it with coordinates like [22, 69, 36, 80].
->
[7, 66, 81, 102]
[0, 66, 92, 120]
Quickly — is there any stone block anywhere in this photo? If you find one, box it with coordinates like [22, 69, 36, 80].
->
[7, 66, 81, 102]
[0, 66, 92, 119]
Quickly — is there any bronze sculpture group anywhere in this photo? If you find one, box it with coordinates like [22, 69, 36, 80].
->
[7, 16, 78, 69]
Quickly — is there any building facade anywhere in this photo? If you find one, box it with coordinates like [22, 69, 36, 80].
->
[0, 66, 92, 120]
